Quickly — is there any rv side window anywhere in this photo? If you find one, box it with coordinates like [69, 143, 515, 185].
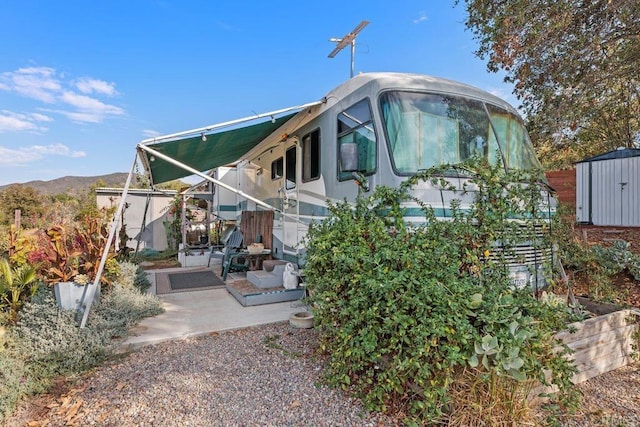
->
[302, 129, 320, 182]
[337, 99, 377, 181]
[285, 146, 296, 190]
[271, 157, 283, 180]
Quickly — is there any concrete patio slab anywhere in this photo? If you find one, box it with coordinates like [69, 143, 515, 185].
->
[120, 265, 307, 350]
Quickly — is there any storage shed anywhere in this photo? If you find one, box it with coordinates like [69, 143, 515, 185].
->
[576, 148, 640, 226]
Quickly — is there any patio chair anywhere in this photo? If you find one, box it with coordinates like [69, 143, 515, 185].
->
[207, 227, 244, 269]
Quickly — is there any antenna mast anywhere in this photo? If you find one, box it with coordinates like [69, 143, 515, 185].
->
[328, 20, 369, 78]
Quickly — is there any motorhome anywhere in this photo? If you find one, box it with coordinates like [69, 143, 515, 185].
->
[138, 72, 555, 288]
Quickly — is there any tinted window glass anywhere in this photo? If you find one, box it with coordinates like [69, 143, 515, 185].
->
[337, 99, 377, 180]
[303, 129, 320, 182]
[271, 157, 283, 180]
[285, 146, 296, 189]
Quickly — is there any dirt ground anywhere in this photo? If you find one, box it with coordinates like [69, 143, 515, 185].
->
[568, 225, 640, 305]
[576, 225, 640, 255]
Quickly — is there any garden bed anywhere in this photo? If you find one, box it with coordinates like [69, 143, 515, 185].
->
[556, 308, 639, 384]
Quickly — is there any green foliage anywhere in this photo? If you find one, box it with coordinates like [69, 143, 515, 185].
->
[0, 258, 39, 325]
[0, 335, 40, 421]
[0, 185, 43, 228]
[460, 0, 639, 169]
[0, 261, 163, 422]
[553, 208, 640, 302]
[304, 159, 577, 424]
[163, 195, 192, 251]
[117, 261, 152, 293]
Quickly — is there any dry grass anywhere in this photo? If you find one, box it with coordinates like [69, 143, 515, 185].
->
[445, 368, 538, 426]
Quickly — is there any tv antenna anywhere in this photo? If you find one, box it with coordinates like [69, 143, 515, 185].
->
[328, 20, 369, 78]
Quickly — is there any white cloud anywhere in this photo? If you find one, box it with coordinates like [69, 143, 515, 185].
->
[75, 78, 118, 96]
[60, 91, 123, 114]
[142, 129, 162, 138]
[0, 110, 50, 133]
[0, 66, 125, 125]
[56, 91, 124, 123]
[30, 112, 53, 122]
[413, 11, 428, 24]
[0, 146, 41, 164]
[0, 143, 86, 165]
[32, 143, 86, 158]
[2, 66, 61, 103]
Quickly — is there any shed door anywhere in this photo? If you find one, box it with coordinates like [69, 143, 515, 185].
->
[592, 157, 640, 226]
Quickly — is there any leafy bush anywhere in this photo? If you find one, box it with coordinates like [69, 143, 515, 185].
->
[117, 261, 152, 293]
[304, 160, 578, 424]
[0, 257, 38, 324]
[552, 208, 640, 301]
[0, 261, 163, 422]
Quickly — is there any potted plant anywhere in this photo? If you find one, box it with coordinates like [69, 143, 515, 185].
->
[37, 225, 84, 310]
[30, 211, 117, 311]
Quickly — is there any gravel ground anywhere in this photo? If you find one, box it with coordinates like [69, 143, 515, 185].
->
[6, 321, 640, 426]
[549, 363, 640, 426]
[7, 323, 396, 427]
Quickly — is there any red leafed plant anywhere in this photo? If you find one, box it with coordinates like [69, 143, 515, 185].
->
[40, 225, 82, 284]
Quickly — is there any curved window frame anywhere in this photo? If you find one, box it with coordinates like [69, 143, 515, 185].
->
[337, 98, 378, 182]
[378, 90, 540, 177]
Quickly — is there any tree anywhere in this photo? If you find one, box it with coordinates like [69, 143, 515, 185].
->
[0, 185, 43, 227]
[460, 0, 640, 168]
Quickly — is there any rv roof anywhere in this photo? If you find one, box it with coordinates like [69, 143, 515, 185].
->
[136, 72, 520, 185]
[326, 72, 517, 114]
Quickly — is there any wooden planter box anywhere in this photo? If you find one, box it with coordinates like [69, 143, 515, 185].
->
[556, 309, 639, 384]
[530, 309, 638, 401]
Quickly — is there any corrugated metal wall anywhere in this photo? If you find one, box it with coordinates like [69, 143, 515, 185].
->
[576, 163, 591, 223]
[576, 156, 640, 226]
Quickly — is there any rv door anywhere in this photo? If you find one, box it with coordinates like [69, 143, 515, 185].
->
[282, 142, 300, 256]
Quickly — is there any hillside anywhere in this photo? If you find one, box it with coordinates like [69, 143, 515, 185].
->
[0, 172, 134, 196]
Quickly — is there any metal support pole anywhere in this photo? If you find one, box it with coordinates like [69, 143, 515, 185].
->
[80, 155, 138, 328]
[350, 40, 355, 78]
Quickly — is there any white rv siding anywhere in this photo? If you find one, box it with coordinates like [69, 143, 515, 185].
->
[576, 155, 640, 226]
[213, 167, 239, 221]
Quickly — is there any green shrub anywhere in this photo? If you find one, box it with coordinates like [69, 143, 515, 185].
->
[0, 262, 163, 423]
[0, 336, 40, 421]
[552, 207, 640, 302]
[117, 261, 152, 293]
[305, 159, 578, 424]
[91, 283, 164, 338]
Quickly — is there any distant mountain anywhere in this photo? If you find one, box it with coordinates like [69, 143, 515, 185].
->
[0, 173, 136, 196]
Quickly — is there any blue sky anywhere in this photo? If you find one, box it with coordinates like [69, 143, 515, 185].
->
[0, 1, 514, 186]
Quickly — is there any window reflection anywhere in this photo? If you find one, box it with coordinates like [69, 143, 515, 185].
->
[380, 91, 540, 173]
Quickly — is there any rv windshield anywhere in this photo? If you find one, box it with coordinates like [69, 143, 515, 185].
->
[380, 91, 540, 174]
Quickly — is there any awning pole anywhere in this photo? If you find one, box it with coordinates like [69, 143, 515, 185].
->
[138, 144, 285, 215]
[140, 100, 323, 145]
[80, 154, 138, 328]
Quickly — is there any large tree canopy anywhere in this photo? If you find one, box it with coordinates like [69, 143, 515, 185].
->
[460, 0, 640, 168]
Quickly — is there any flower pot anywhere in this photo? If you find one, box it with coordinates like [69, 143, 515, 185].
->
[289, 311, 314, 329]
[53, 281, 88, 311]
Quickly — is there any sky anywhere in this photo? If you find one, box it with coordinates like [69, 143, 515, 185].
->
[0, 1, 515, 186]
